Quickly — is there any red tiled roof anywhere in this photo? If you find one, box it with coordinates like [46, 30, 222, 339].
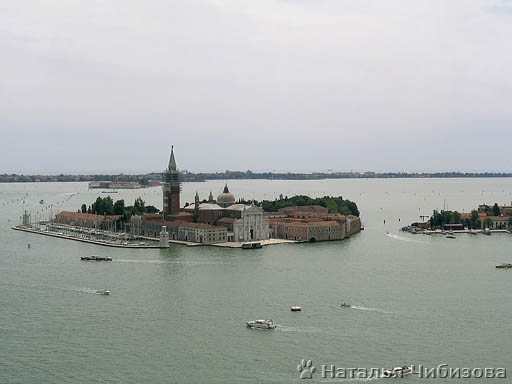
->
[149, 220, 223, 230]
[217, 217, 236, 223]
[275, 220, 341, 228]
[56, 211, 121, 220]
[483, 216, 511, 221]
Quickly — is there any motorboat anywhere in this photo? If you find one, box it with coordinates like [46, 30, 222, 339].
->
[81, 255, 113, 261]
[340, 303, 351, 308]
[483, 228, 491, 235]
[291, 306, 302, 312]
[246, 319, 276, 329]
[446, 235, 456, 239]
[496, 263, 512, 269]
[96, 289, 111, 295]
[469, 230, 478, 235]
[39, 200, 44, 204]
[382, 366, 413, 378]
[242, 242, 263, 249]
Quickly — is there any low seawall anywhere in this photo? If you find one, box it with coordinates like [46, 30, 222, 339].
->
[12, 226, 161, 249]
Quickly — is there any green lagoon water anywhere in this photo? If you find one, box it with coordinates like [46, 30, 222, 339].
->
[1, 179, 511, 383]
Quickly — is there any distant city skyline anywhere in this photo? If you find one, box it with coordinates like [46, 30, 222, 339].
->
[1, 0, 511, 173]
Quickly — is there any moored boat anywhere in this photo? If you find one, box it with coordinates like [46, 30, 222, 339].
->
[496, 263, 512, 269]
[242, 242, 262, 249]
[246, 319, 276, 329]
[81, 255, 112, 261]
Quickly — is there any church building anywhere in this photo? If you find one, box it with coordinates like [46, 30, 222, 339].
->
[130, 147, 269, 244]
[184, 184, 269, 242]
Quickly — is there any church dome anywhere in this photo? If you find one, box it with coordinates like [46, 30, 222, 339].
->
[217, 184, 235, 205]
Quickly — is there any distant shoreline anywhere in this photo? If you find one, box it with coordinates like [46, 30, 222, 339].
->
[1, 171, 512, 184]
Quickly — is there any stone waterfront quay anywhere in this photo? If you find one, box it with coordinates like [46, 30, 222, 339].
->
[12, 225, 161, 249]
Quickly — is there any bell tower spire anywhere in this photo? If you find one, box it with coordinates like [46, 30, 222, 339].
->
[168, 145, 177, 171]
[162, 145, 181, 219]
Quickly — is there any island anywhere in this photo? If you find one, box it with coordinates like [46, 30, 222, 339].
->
[404, 203, 512, 233]
[12, 147, 362, 248]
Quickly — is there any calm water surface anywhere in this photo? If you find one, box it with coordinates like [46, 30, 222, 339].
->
[1, 179, 511, 383]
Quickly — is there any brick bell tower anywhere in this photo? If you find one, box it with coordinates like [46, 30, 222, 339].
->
[162, 146, 181, 219]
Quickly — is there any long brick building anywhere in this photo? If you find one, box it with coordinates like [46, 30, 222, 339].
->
[267, 205, 361, 242]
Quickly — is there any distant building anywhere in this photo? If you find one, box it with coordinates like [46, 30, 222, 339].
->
[442, 223, 464, 231]
[184, 186, 269, 242]
[55, 211, 121, 229]
[131, 148, 269, 243]
[130, 217, 228, 244]
[89, 181, 143, 189]
[268, 206, 361, 242]
[475, 203, 512, 229]
[481, 216, 510, 229]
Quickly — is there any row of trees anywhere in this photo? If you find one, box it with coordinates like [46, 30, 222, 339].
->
[237, 195, 360, 216]
[481, 203, 501, 217]
[430, 209, 481, 229]
[430, 210, 463, 227]
[80, 196, 158, 221]
[430, 209, 512, 229]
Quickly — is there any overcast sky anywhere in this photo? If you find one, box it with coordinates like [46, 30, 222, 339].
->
[1, 0, 511, 174]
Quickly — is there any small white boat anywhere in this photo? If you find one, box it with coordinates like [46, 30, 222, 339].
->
[246, 319, 276, 329]
[496, 263, 512, 269]
[291, 306, 302, 312]
[382, 366, 413, 378]
[446, 235, 456, 239]
[96, 289, 111, 295]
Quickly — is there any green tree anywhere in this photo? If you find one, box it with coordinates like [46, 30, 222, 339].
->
[113, 199, 125, 216]
[492, 203, 500, 216]
[103, 196, 114, 215]
[483, 217, 493, 229]
[469, 210, 481, 229]
[91, 197, 103, 214]
[326, 200, 338, 214]
[134, 197, 145, 215]
[451, 211, 461, 224]
[144, 205, 159, 214]
[81, 204, 87, 213]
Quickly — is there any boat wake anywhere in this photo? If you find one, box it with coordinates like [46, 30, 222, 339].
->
[385, 233, 425, 244]
[75, 287, 101, 295]
[115, 259, 235, 266]
[276, 325, 322, 333]
[115, 259, 169, 264]
[350, 305, 392, 314]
